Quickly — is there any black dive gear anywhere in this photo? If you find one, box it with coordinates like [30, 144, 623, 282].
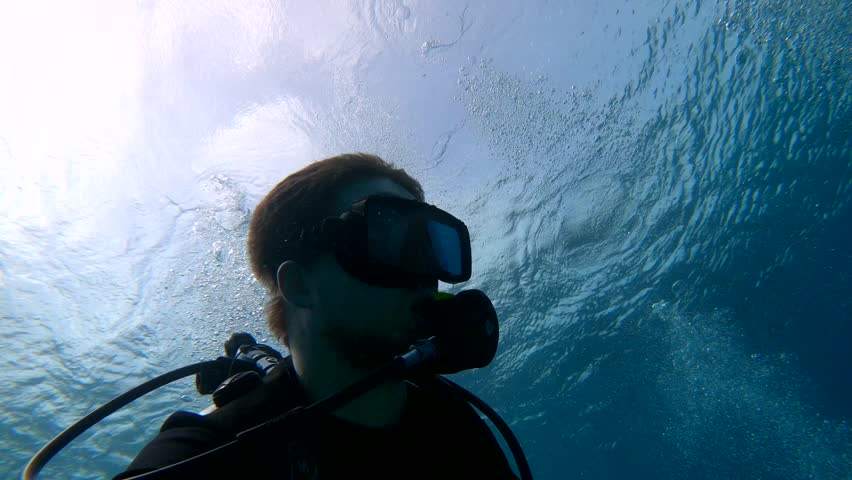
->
[286, 194, 472, 288]
[22, 290, 532, 480]
[195, 336, 284, 397]
[411, 289, 499, 374]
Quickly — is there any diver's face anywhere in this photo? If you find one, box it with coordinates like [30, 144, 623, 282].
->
[309, 177, 437, 369]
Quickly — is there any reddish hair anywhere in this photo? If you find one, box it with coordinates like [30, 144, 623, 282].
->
[247, 153, 424, 346]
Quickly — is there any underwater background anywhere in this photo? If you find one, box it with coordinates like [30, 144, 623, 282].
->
[1, 1, 850, 478]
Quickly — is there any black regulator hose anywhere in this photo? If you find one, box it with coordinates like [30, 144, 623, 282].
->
[22, 345, 532, 480]
[21, 360, 223, 480]
[123, 339, 435, 479]
[123, 339, 533, 480]
[432, 376, 533, 480]
[23, 290, 533, 479]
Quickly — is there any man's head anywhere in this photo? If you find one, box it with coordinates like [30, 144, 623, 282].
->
[247, 153, 434, 369]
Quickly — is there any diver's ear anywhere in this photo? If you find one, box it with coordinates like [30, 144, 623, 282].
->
[276, 261, 313, 309]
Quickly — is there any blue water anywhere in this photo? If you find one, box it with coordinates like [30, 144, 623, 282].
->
[1, 1, 850, 478]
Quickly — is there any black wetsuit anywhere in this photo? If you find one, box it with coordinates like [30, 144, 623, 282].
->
[114, 357, 517, 479]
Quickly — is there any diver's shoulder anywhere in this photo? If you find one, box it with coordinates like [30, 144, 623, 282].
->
[159, 410, 210, 431]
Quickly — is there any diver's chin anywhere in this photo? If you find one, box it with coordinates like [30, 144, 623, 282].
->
[324, 329, 414, 372]
[344, 347, 399, 372]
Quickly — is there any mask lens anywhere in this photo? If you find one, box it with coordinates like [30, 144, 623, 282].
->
[367, 204, 406, 265]
[426, 220, 462, 276]
[365, 199, 464, 280]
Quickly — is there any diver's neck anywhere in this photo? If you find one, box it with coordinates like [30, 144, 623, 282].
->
[291, 350, 407, 428]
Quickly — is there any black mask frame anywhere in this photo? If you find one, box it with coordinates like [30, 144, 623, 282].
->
[295, 194, 472, 288]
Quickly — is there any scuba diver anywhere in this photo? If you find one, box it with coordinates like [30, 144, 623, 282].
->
[105, 153, 526, 479]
